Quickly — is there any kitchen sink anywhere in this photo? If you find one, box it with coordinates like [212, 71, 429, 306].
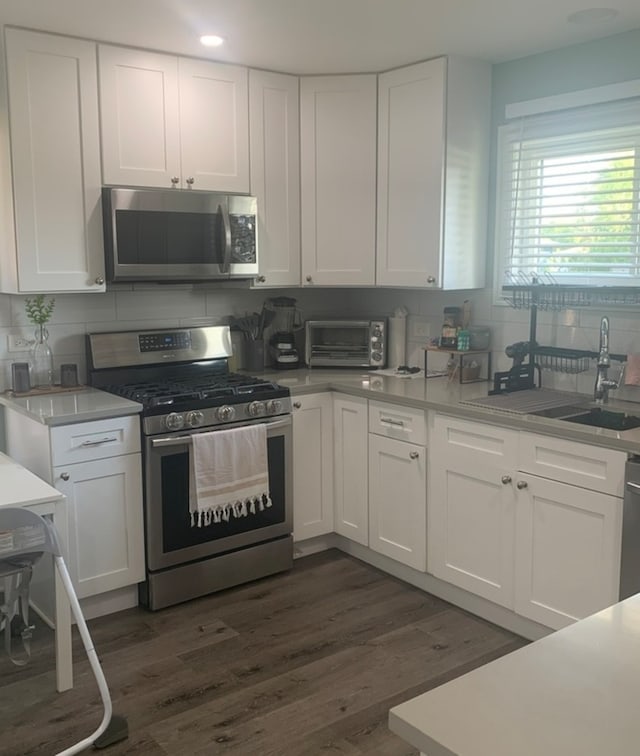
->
[560, 408, 640, 431]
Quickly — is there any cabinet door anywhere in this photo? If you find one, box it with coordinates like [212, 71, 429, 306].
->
[54, 455, 144, 599]
[377, 58, 445, 288]
[300, 75, 377, 286]
[292, 393, 333, 540]
[99, 45, 181, 188]
[333, 394, 368, 545]
[369, 434, 426, 570]
[514, 473, 623, 630]
[428, 455, 516, 608]
[249, 70, 300, 287]
[5, 29, 105, 293]
[428, 414, 518, 607]
[179, 59, 249, 193]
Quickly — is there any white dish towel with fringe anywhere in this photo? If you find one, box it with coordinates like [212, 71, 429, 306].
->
[189, 424, 272, 527]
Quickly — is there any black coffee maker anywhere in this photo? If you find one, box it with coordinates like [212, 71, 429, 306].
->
[268, 297, 302, 369]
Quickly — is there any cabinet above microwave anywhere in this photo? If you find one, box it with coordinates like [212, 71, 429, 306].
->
[102, 187, 259, 283]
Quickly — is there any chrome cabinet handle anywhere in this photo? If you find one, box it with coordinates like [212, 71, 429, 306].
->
[381, 417, 405, 427]
[293, 401, 302, 409]
[95, 275, 105, 285]
[186, 177, 195, 185]
[626, 481, 640, 492]
[305, 275, 313, 283]
[409, 451, 419, 460]
[427, 276, 436, 284]
[501, 475, 512, 485]
[60, 472, 70, 481]
[170, 176, 179, 185]
[516, 480, 528, 490]
[256, 275, 266, 283]
[80, 437, 118, 447]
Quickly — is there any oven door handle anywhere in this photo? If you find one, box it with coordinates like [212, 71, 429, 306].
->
[151, 418, 291, 448]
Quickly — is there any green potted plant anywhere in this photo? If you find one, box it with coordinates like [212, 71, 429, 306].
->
[25, 294, 55, 388]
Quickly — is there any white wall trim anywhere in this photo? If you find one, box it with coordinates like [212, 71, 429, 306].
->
[505, 78, 640, 119]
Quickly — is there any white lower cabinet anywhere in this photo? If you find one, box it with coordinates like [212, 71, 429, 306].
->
[292, 393, 334, 540]
[429, 413, 624, 630]
[4, 411, 145, 601]
[333, 394, 369, 545]
[368, 434, 426, 570]
[514, 473, 622, 629]
[54, 454, 144, 599]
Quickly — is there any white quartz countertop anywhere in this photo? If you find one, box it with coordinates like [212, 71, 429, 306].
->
[0, 451, 63, 508]
[257, 368, 640, 455]
[0, 387, 142, 426]
[389, 592, 640, 756]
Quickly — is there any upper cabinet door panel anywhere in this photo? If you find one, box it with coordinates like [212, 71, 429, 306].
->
[377, 58, 445, 288]
[99, 45, 181, 188]
[249, 69, 300, 287]
[300, 75, 377, 286]
[179, 59, 249, 193]
[6, 29, 105, 292]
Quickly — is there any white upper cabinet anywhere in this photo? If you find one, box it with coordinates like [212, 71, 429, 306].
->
[376, 57, 491, 289]
[99, 45, 249, 192]
[2, 29, 105, 293]
[249, 70, 300, 287]
[300, 75, 377, 286]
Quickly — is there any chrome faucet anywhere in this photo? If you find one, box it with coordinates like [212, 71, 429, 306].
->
[594, 316, 624, 404]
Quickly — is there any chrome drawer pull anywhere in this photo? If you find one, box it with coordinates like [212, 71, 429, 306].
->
[380, 417, 405, 427]
[80, 437, 118, 447]
[626, 481, 640, 492]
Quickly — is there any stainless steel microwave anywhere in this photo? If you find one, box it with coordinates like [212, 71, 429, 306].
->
[305, 320, 387, 368]
[102, 187, 259, 283]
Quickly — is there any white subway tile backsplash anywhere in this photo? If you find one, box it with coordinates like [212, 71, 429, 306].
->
[116, 290, 206, 321]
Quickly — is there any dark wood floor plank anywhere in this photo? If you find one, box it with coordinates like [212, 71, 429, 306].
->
[1, 551, 526, 756]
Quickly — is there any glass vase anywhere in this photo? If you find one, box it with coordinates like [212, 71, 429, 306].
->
[30, 324, 53, 389]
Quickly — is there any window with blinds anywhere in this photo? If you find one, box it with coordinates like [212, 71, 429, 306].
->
[495, 98, 640, 290]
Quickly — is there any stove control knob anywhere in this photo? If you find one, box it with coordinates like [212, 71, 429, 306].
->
[165, 412, 185, 431]
[265, 400, 282, 415]
[187, 411, 205, 428]
[248, 401, 266, 417]
[217, 405, 236, 422]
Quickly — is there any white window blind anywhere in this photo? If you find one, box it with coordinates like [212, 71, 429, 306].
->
[495, 98, 640, 289]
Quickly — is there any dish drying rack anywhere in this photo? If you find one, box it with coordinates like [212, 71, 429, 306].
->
[493, 277, 627, 393]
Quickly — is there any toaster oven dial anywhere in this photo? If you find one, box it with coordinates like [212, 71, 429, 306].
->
[216, 405, 236, 422]
[373, 326, 382, 338]
[248, 400, 266, 417]
[372, 351, 383, 362]
[266, 400, 282, 415]
[187, 411, 205, 428]
[165, 412, 185, 431]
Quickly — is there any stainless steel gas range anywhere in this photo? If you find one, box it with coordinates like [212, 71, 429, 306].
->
[86, 326, 293, 610]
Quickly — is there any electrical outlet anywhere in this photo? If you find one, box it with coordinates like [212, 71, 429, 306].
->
[409, 318, 430, 341]
[7, 334, 33, 352]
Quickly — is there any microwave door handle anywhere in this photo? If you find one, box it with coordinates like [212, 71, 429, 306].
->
[220, 202, 232, 274]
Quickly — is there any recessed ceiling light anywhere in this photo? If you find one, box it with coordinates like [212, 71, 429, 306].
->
[567, 7, 619, 25]
[200, 35, 225, 48]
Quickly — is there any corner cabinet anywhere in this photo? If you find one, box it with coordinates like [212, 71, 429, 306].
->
[300, 75, 377, 286]
[376, 57, 491, 289]
[249, 70, 301, 288]
[292, 393, 334, 541]
[99, 45, 249, 193]
[4, 411, 145, 602]
[1, 29, 105, 293]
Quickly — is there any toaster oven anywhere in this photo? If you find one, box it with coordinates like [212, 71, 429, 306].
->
[305, 320, 387, 368]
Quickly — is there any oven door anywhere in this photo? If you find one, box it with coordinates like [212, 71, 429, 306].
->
[144, 415, 291, 572]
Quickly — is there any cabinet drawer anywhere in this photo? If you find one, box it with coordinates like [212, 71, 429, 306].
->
[369, 400, 427, 445]
[51, 415, 141, 466]
[519, 432, 626, 497]
[432, 414, 518, 468]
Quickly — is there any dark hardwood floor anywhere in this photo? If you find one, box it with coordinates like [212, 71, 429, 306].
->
[1, 550, 526, 755]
